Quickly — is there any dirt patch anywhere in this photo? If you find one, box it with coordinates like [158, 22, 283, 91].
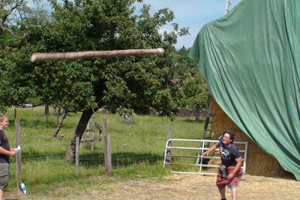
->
[4, 174, 300, 200]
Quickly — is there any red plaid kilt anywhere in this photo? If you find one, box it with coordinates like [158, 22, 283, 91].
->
[216, 165, 243, 187]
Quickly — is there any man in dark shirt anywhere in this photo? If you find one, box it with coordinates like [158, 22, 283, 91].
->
[0, 115, 16, 200]
[202, 130, 243, 200]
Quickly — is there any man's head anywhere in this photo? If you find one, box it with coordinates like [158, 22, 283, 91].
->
[0, 115, 9, 130]
[222, 130, 235, 144]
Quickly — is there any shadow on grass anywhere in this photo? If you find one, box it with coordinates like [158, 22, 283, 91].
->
[20, 153, 66, 162]
[19, 151, 164, 168]
[8, 113, 76, 129]
[8, 118, 58, 129]
[78, 152, 164, 168]
[182, 118, 205, 123]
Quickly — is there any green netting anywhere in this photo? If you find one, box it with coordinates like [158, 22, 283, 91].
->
[189, 0, 300, 180]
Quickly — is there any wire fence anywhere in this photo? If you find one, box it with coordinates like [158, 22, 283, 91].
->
[78, 120, 205, 169]
[6, 116, 205, 198]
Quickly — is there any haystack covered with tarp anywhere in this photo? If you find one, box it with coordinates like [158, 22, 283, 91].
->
[189, 0, 300, 180]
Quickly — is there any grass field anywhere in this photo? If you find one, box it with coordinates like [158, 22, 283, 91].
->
[3, 106, 208, 198]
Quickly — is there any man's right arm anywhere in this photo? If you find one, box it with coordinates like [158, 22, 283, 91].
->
[202, 142, 218, 156]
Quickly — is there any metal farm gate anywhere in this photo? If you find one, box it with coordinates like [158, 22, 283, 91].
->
[163, 139, 248, 175]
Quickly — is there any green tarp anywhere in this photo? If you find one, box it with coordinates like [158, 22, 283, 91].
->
[189, 0, 300, 180]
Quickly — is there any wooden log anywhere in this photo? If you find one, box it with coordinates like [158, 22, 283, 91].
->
[31, 48, 165, 62]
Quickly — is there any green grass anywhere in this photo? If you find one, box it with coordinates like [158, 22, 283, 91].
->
[4, 106, 208, 198]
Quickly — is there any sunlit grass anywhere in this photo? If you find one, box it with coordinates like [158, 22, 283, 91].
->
[3, 106, 207, 197]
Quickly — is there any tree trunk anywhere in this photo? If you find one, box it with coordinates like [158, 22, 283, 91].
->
[195, 104, 200, 123]
[13, 106, 16, 119]
[45, 103, 49, 123]
[56, 107, 61, 126]
[64, 108, 96, 162]
[53, 108, 67, 137]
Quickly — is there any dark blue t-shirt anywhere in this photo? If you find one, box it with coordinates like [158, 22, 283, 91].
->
[218, 143, 241, 167]
[0, 130, 10, 163]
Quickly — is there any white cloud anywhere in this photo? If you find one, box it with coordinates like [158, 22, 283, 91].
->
[158, 28, 172, 35]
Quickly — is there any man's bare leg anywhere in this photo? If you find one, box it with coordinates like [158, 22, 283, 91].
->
[231, 187, 238, 200]
[218, 187, 226, 199]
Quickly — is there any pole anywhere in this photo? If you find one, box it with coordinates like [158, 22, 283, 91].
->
[103, 118, 112, 177]
[106, 135, 112, 177]
[166, 121, 172, 164]
[75, 136, 80, 175]
[31, 48, 165, 62]
[15, 119, 21, 193]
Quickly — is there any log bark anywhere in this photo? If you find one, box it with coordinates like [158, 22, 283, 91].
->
[31, 48, 165, 62]
[64, 108, 96, 162]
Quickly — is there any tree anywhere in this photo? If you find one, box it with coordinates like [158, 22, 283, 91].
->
[1, 0, 189, 161]
[0, 0, 47, 112]
[0, 0, 43, 36]
[174, 46, 210, 122]
[174, 46, 198, 77]
[180, 69, 210, 122]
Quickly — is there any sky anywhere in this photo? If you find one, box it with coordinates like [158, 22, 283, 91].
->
[32, 0, 242, 49]
[133, 0, 242, 49]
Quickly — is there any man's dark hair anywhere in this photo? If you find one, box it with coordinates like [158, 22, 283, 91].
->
[223, 130, 235, 142]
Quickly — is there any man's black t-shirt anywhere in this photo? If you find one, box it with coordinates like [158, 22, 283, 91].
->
[219, 143, 241, 167]
[0, 130, 10, 163]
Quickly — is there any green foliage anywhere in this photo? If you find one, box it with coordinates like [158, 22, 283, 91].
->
[23, 97, 43, 106]
[174, 47, 210, 109]
[174, 46, 198, 77]
[180, 69, 210, 108]
[117, 107, 134, 116]
[0, 0, 38, 36]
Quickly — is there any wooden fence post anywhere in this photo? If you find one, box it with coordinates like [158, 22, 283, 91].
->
[103, 118, 107, 169]
[15, 119, 21, 192]
[106, 135, 112, 177]
[166, 121, 172, 164]
[75, 136, 80, 175]
[103, 118, 112, 177]
[91, 117, 95, 151]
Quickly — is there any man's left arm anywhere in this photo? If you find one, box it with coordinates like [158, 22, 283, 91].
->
[227, 157, 242, 179]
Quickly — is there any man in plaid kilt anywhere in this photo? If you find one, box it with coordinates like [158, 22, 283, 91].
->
[202, 131, 243, 200]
